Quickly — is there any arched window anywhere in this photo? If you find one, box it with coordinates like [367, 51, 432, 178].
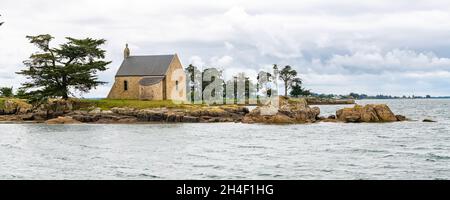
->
[124, 80, 128, 91]
[176, 80, 179, 91]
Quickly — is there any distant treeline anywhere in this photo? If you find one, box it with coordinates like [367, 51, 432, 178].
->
[311, 92, 450, 99]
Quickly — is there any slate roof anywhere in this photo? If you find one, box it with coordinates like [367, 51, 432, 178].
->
[115, 55, 175, 77]
[138, 76, 165, 86]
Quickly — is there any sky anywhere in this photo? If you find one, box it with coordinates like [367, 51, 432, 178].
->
[1, 0, 450, 97]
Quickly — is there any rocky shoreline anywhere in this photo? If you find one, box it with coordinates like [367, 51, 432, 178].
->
[0, 99, 250, 124]
[0, 97, 414, 124]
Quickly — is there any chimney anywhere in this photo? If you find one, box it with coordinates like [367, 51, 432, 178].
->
[124, 43, 130, 59]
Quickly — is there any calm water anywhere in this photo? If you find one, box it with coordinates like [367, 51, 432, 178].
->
[0, 99, 449, 179]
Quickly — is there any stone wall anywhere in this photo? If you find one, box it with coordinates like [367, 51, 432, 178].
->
[165, 54, 186, 101]
[107, 77, 163, 100]
[139, 81, 164, 100]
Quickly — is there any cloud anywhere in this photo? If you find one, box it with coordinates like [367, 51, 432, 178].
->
[306, 49, 450, 75]
[210, 55, 233, 68]
[1, 0, 450, 97]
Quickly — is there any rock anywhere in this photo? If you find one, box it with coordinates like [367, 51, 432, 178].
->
[166, 113, 177, 122]
[88, 107, 102, 114]
[221, 106, 249, 115]
[328, 115, 336, 119]
[45, 116, 82, 124]
[111, 107, 137, 116]
[175, 115, 183, 122]
[423, 119, 436, 122]
[101, 110, 114, 115]
[136, 110, 165, 121]
[396, 115, 407, 121]
[182, 116, 199, 123]
[320, 118, 339, 123]
[220, 118, 235, 122]
[32, 99, 77, 119]
[242, 96, 320, 124]
[116, 117, 138, 123]
[373, 104, 398, 121]
[336, 104, 404, 123]
[108, 105, 248, 123]
[20, 114, 35, 121]
[207, 118, 220, 123]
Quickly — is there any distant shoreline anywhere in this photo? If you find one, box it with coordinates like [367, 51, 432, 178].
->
[355, 97, 450, 100]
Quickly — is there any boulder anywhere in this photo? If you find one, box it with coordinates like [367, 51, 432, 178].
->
[423, 119, 436, 123]
[396, 115, 407, 121]
[136, 109, 165, 121]
[182, 116, 199, 123]
[116, 117, 138, 123]
[242, 96, 320, 124]
[45, 116, 82, 124]
[111, 107, 137, 116]
[88, 107, 102, 114]
[336, 104, 404, 123]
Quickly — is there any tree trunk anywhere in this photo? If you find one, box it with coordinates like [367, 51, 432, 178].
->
[284, 80, 288, 97]
[62, 76, 69, 100]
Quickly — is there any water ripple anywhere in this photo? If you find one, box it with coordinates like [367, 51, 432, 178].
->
[0, 99, 449, 179]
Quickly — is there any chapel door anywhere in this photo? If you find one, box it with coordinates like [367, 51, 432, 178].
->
[140, 86, 154, 100]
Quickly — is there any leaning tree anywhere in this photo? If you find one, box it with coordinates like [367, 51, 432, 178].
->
[17, 34, 110, 103]
[279, 65, 298, 96]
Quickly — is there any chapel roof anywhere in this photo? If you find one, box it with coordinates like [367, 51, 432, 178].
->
[115, 54, 175, 77]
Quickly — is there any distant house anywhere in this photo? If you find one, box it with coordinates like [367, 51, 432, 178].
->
[107, 44, 186, 101]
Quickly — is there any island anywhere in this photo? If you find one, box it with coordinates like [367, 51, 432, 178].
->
[0, 96, 407, 124]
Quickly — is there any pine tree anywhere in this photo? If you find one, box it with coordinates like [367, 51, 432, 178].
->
[0, 87, 13, 97]
[16, 34, 110, 103]
[289, 78, 311, 97]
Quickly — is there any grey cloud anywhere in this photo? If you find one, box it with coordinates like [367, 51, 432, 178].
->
[1, 0, 450, 96]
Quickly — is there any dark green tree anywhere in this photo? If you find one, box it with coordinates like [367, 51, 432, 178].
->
[349, 92, 360, 99]
[279, 65, 297, 96]
[0, 87, 13, 97]
[15, 88, 28, 99]
[17, 34, 110, 103]
[289, 78, 311, 97]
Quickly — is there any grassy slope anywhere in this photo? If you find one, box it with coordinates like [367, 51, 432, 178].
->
[1, 97, 239, 111]
[0, 98, 5, 109]
[0, 97, 31, 110]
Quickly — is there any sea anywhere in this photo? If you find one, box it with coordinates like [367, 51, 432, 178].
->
[0, 99, 448, 179]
